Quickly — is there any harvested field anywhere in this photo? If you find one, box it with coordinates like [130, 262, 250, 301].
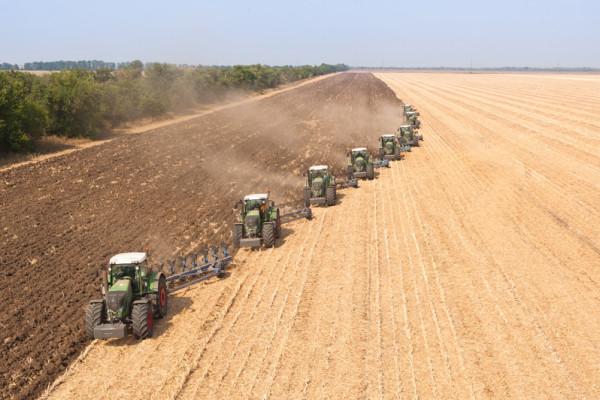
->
[0, 73, 402, 400]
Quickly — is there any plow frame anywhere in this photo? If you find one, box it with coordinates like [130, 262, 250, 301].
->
[166, 246, 232, 293]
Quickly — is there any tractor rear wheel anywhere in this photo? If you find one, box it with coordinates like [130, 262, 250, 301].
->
[233, 224, 243, 248]
[394, 144, 401, 159]
[132, 301, 154, 339]
[303, 187, 311, 208]
[367, 163, 375, 180]
[154, 276, 168, 319]
[326, 186, 336, 206]
[262, 222, 275, 248]
[275, 210, 281, 238]
[85, 301, 105, 340]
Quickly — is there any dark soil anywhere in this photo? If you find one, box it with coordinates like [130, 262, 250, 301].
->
[0, 72, 402, 399]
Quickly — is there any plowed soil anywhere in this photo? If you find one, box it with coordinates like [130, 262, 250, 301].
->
[0, 73, 402, 400]
[44, 72, 600, 400]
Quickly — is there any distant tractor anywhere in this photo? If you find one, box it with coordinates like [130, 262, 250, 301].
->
[378, 134, 402, 160]
[347, 147, 375, 180]
[304, 165, 337, 207]
[405, 111, 421, 129]
[85, 252, 168, 340]
[233, 193, 281, 248]
[403, 103, 420, 116]
[398, 124, 422, 147]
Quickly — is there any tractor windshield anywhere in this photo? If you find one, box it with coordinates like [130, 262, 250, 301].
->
[245, 200, 261, 211]
[353, 151, 367, 160]
[310, 169, 326, 180]
[111, 264, 136, 281]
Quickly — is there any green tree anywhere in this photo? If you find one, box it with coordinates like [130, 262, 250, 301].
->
[45, 71, 104, 137]
[0, 72, 47, 151]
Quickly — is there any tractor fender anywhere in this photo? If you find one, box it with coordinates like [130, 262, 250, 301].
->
[89, 299, 104, 305]
[133, 298, 151, 305]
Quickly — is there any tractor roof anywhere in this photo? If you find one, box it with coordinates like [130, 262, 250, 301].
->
[400, 124, 411, 128]
[110, 252, 147, 265]
[382, 134, 395, 138]
[244, 193, 268, 201]
[309, 165, 329, 171]
[406, 111, 417, 115]
[352, 147, 367, 152]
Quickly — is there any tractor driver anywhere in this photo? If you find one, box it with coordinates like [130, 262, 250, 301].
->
[259, 199, 267, 216]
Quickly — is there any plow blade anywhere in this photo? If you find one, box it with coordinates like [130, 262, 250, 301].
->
[374, 159, 390, 168]
[336, 178, 358, 189]
[166, 246, 232, 293]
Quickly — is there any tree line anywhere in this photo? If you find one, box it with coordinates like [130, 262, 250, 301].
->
[0, 62, 348, 152]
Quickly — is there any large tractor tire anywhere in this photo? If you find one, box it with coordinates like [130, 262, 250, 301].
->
[132, 301, 154, 339]
[233, 223, 243, 248]
[262, 222, 275, 248]
[346, 165, 354, 180]
[154, 276, 168, 319]
[326, 185, 336, 206]
[378, 148, 384, 160]
[394, 144, 401, 159]
[303, 187, 311, 208]
[366, 163, 375, 180]
[85, 301, 105, 340]
[275, 209, 281, 238]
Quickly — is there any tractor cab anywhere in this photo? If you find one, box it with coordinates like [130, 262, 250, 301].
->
[243, 193, 270, 215]
[308, 165, 329, 181]
[404, 104, 419, 116]
[350, 147, 369, 162]
[108, 252, 148, 295]
[380, 134, 396, 147]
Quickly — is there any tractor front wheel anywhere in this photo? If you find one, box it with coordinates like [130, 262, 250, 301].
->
[132, 301, 154, 339]
[233, 224, 243, 248]
[366, 164, 375, 180]
[262, 222, 275, 248]
[275, 210, 281, 238]
[326, 186, 336, 206]
[303, 187, 311, 208]
[85, 301, 105, 340]
[154, 276, 168, 319]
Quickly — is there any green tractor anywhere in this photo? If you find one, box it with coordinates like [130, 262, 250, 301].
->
[233, 193, 281, 248]
[403, 103, 420, 116]
[397, 124, 422, 147]
[85, 252, 168, 340]
[378, 134, 402, 160]
[347, 147, 375, 180]
[304, 165, 337, 207]
[405, 111, 421, 129]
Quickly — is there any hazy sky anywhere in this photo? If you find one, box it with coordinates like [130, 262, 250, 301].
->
[1, 0, 599, 67]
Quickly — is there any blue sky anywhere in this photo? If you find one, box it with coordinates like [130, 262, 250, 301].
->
[1, 0, 599, 67]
